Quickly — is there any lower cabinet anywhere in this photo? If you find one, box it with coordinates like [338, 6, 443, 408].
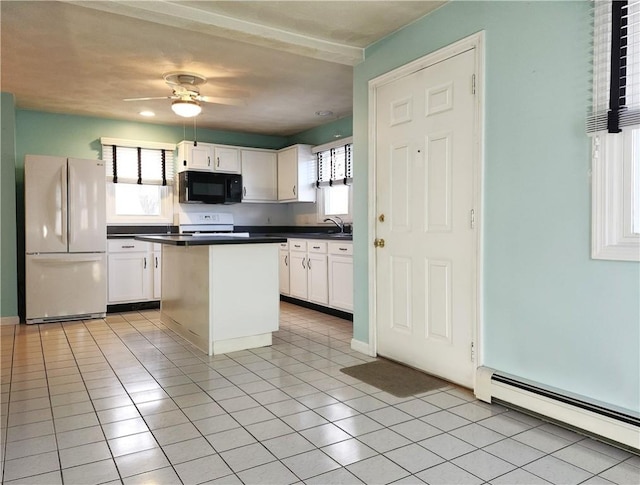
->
[307, 242, 328, 305]
[328, 241, 354, 312]
[107, 239, 161, 304]
[153, 247, 162, 300]
[278, 242, 290, 295]
[289, 240, 308, 300]
[284, 238, 351, 313]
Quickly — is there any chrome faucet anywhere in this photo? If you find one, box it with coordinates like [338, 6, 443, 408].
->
[324, 216, 344, 233]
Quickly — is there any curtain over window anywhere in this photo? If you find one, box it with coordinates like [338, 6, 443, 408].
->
[101, 138, 175, 185]
[315, 140, 353, 187]
[589, 0, 640, 133]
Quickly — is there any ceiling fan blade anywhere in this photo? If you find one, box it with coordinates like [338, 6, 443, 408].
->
[123, 96, 175, 101]
[198, 95, 246, 106]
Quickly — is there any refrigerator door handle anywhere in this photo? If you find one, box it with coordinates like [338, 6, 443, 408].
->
[61, 166, 68, 247]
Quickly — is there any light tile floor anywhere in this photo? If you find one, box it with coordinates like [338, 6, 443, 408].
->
[1, 302, 638, 484]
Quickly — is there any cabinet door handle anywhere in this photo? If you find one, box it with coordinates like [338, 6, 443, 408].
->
[293, 185, 296, 196]
[302, 258, 306, 269]
[285, 255, 288, 266]
[155, 256, 158, 268]
[208, 156, 211, 166]
[313, 246, 320, 249]
[339, 247, 348, 251]
[243, 186, 247, 196]
[121, 245, 135, 249]
[217, 157, 220, 167]
[308, 259, 311, 269]
[144, 257, 147, 269]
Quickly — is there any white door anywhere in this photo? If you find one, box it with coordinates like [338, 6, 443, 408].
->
[24, 155, 68, 254]
[68, 158, 106, 253]
[375, 49, 477, 387]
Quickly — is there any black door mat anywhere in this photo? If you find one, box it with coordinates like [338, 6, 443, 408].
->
[340, 359, 449, 397]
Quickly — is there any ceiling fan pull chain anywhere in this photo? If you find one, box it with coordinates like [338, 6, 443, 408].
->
[193, 116, 197, 145]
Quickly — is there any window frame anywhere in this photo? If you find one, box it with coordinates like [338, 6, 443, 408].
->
[313, 136, 353, 224]
[101, 137, 176, 225]
[316, 183, 353, 223]
[592, 130, 640, 261]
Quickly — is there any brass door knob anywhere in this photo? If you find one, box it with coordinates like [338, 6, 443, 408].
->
[374, 238, 385, 248]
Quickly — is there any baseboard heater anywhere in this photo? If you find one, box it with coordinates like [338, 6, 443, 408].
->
[475, 367, 640, 452]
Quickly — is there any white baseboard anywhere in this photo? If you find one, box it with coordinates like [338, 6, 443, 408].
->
[0, 316, 19, 326]
[476, 367, 639, 452]
[351, 338, 375, 356]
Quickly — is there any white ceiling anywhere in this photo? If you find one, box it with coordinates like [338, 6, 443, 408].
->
[1, 1, 444, 136]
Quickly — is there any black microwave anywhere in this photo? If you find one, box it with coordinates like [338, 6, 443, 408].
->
[178, 171, 242, 204]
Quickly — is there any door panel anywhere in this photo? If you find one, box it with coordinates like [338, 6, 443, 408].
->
[25, 155, 68, 254]
[68, 158, 106, 252]
[375, 49, 477, 387]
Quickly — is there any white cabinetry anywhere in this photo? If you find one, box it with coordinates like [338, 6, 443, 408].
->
[177, 141, 241, 173]
[285, 239, 330, 307]
[289, 240, 308, 300]
[153, 243, 162, 300]
[177, 141, 213, 172]
[107, 239, 161, 304]
[307, 241, 328, 305]
[213, 145, 241, 173]
[328, 241, 353, 312]
[277, 144, 316, 202]
[241, 149, 278, 202]
[278, 242, 290, 295]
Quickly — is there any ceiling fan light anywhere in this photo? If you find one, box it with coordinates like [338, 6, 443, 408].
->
[171, 100, 202, 117]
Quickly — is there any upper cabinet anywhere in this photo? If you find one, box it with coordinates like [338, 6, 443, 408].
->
[277, 144, 316, 202]
[177, 141, 241, 174]
[241, 149, 278, 202]
[213, 145, 241, 173]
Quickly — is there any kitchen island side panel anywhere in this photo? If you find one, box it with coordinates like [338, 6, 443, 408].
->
[209, 243, 280, 342]
[161, 245, 210, 353]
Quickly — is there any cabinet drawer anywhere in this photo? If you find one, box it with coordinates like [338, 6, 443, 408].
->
[328, 241, 353, 255]
[289, 240, 307, 252]
[108, 239, 151, 253]
[307, 241, 327, 254]
[279, 241, 289, 250]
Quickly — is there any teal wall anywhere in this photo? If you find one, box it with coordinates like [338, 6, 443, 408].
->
[289, 116, 353, 146]
[1, 93, 18, 318]
[353, 1, 640, 413]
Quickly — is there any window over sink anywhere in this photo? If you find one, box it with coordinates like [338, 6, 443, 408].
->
[314, 137, 353, 223]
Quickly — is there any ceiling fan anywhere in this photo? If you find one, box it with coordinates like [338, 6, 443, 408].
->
[124, 72, 245, 117]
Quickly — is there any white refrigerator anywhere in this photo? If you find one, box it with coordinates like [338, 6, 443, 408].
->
[25, 155, 107, 324]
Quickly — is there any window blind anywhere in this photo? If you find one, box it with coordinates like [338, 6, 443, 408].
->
[102, 144, 174, 185]
[589, 0, 640, 133]
[316, 143, 353, 187]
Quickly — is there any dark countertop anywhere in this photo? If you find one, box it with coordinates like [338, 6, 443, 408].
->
[135, 234, 288, 246]
[112, 232, 352, 241]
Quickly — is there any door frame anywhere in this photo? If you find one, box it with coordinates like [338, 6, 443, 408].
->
[367, 31, 485, 389]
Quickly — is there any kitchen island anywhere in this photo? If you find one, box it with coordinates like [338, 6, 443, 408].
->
[135, 234, 286, 355]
